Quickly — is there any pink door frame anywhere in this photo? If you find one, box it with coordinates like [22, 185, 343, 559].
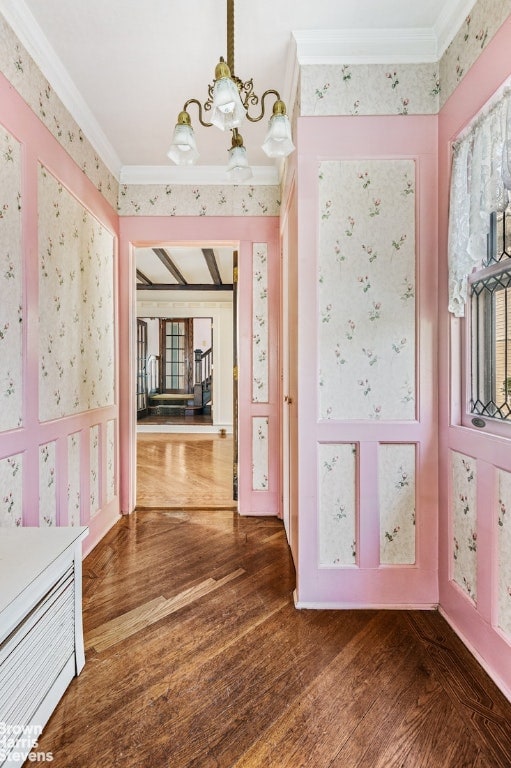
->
[118, 215, 280, 516]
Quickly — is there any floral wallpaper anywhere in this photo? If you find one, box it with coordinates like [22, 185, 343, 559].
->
[318, 159, 416, 421]
[67, 432, 81, 526]
[379, 444, 416, 565]
[439, 0, 511, 108]
[252, 417, 269, 491]
[90, 424, 100, 517]
[451, 451, 478, 603]
[39, 441, 57, 527]
[117, 183, 280, 217]
[252, 243, 269, 403]
[298, 0, 511, 118]
[106, 419, 116, 503]
[319, 443, 357, 566]
[0, 15, 118, 209]
[0, 124, 22, 432]
[38, 164, 115, 422]
[301, 63, 439, 117]
[0, 453, 22, 527]
[497, 469, 511, 639]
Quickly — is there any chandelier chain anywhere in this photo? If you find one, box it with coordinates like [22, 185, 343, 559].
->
[227, 0, 235, 74]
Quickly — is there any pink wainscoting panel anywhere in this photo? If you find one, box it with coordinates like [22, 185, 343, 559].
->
[0, 73, 120, 557]
[294, 114, 439, 608]
[118, 216, 280, 518]
[438, 16, 511, 700]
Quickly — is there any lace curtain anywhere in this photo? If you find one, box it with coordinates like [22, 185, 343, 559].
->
[448, 88, 511, 316]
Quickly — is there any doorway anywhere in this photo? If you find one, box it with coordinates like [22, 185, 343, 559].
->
[119, 217, 281, 519]
[134, 244, 236, 509]
[136, 316, 214, 428]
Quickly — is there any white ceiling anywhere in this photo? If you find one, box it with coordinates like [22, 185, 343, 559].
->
[1, 0, 476, 185]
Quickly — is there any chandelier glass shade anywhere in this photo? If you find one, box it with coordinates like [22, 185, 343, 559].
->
[167, 0, 295, 178]
[262, 100, 295, 158]
[226, 130, 252, 182]
[167, 112, 200, 165]
[210, 60, 246, 131]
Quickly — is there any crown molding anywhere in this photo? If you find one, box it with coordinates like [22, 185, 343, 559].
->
[292, 28, 439, 64]
[119, 164, 280, 186]
[433, 0, 477, 58]
[0, 0, 122, 178]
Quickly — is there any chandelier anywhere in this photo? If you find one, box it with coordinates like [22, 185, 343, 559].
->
[167, 0, 295, 181]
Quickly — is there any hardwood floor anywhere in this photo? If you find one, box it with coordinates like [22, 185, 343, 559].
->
[36, 509, 511, 768]
[136, 433, 236, 509]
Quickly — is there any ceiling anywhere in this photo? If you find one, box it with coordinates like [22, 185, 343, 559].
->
[1, 0, 476, 185]
[136, 246, 234, 303]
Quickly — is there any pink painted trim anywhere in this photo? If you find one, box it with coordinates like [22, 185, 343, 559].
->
[294, 114, 438, 607]
[0, 73, 120, 554]
[118, 216, 280, 517]
[438, 16, 511, 700]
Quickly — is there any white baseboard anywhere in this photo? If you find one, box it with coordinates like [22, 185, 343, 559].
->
[293, 589, 438, 611]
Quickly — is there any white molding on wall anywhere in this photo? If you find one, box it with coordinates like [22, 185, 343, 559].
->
[292, 28, 439, 65]
[0, 0, 122, 179]
[119, 164, 279, 186]
[434, 0, 478, 58]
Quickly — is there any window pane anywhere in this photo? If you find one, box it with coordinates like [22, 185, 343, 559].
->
[470, 272, 511, 420]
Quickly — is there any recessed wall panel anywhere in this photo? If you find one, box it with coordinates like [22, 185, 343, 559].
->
[451, 451, 477, 603]
[0, 126, 23, 432]
[497, 469, 511, 640]
[39, 441, 57, 526]
[90, 425, 100, 517]
[379, 444, 416, 564]
[319, 443, 357, 566]
[0, 453, 23, 527]
[252, 243, 269, 403]
[67, 432, 81, 526]
[252, 417, 269, 491]
[38, 165, 115, 421]
[106, 419, 116, 503]
[318, 159, 416, 421]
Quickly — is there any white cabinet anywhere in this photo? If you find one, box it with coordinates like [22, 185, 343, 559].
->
[0, 527, 88, 767]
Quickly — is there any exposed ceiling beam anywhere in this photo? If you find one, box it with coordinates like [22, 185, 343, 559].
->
[202, 248, 222, 285]
[136, 283, 233, 291]
[153, 247, 187, 284]
[136, 269, 152, 285]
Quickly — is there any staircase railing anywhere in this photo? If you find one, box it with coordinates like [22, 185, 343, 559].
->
[194, 348, 212, 406]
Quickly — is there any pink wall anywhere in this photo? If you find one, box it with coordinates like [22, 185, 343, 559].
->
[438, 17, 511, 699]
[0, 73, 120, 556]
[118, 216, 281, 518]
[289, 114, 438, 607]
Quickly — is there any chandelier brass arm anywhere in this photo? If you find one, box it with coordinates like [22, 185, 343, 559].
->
[183, 81, 282, 127]
[182, 98, 213, 129]
[244, 89, 282, 123]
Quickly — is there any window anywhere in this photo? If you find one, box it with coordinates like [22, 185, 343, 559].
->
[160, 319, 193, 393]
[469, 207, 511, 421]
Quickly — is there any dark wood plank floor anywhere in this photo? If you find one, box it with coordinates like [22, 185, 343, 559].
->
[36, 510, 511, 767]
